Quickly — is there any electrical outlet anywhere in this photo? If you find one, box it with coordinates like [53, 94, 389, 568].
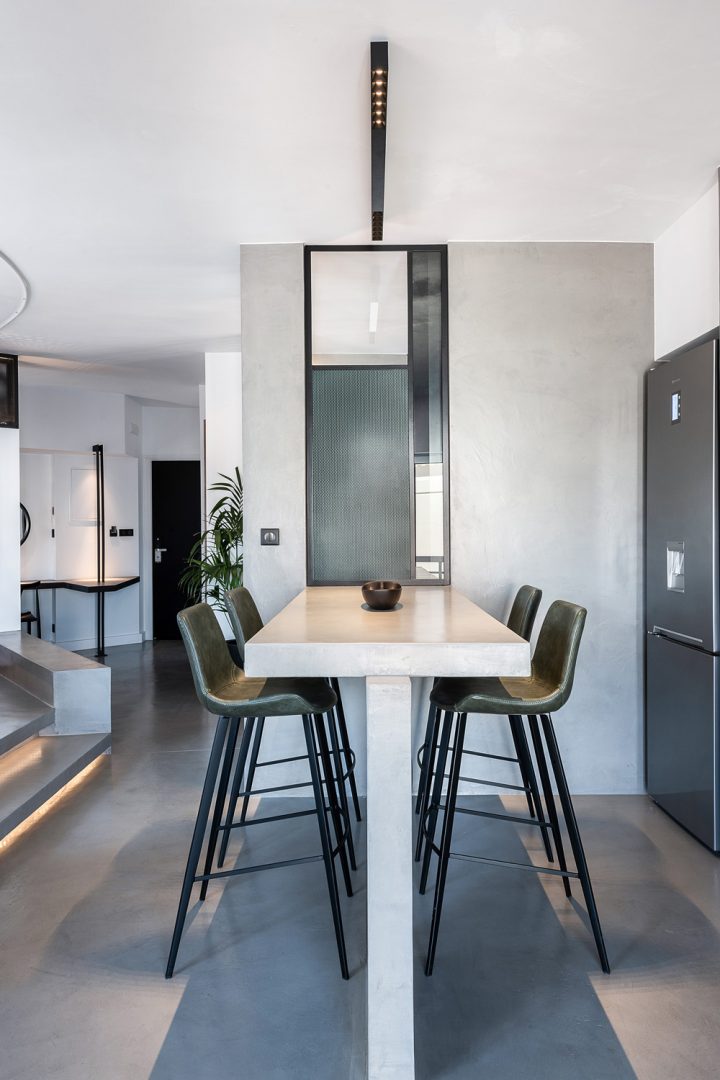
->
[260, 528, 280, 546]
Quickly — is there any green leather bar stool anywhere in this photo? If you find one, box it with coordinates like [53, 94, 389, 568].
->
[216, 586, 361, 871]
[415, 585, 553, 863]
[420, 600, 610, 977]
[166, 602, 352, 980]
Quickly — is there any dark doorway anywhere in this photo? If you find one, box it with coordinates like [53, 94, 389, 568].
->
[152, 460, 201, 639]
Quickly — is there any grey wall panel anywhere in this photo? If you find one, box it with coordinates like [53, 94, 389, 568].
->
[449, 242, 653, 794]
[241, 241, 654, 794]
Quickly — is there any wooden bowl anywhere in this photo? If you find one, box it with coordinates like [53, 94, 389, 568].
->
[361, 580, 402, 611]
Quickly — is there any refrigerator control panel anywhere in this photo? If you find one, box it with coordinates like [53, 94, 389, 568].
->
[671, 388, 681, 423]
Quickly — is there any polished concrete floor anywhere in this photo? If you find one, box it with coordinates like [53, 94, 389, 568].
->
[1, 642, 719, 1079]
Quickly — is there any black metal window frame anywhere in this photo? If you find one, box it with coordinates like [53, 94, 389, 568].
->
[304, 244, 450, 587]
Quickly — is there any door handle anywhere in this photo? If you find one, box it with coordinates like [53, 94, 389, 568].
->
[154, 547, 168, 564]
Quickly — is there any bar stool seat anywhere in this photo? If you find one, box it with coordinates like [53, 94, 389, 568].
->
[430, 671, 560, 715]
[204, 673, 336, 717]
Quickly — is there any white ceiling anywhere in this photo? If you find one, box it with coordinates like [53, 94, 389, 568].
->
[2, 0, 720, 394]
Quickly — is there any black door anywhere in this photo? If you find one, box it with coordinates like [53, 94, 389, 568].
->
[152, 461, 201, 639]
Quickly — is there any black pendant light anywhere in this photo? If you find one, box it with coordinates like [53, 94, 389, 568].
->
[370, 41, 388, 241]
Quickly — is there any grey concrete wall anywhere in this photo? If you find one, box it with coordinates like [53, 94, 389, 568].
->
[449, 242, 653, 792]
[241, 244, 307, 617]
[240, 241, 654, 794]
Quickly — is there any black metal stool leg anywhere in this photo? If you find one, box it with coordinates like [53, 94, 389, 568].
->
[529, 715, 571, 897]
[540, 714, 610, 974]
[166, 714, 230, 978]
[415, 705, 441, 861]
[199, 716, 240, 900]
[217, 716, 255, 867]
[327, 708, 357, 871]
[425, 712, 467, 976]
[239, 716, 265, 824]
[314, 713, 353, 898]
[415, 702, 437, 815]
[510, 715, 554, 862]
[508, 715, 537, 819]
[330, 678, 362, 823]
[419, 711, 455, 895]
[303, 714, 349, 980]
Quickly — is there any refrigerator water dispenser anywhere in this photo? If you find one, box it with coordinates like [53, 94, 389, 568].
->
[666, 541, 685, 592]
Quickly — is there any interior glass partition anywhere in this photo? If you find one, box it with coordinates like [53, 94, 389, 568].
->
[306, 246, 449, 585]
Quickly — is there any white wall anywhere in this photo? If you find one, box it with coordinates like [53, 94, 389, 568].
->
[654, 176, 719, 358]
[19, 384, 127, 453]
[18, 383, 202, 647]
[205, 352, 242, 489]
[238, 241, 654, 795]
[20, 450, 142, 649]
[19, 382, 142, 648]
[0, 428, 21, 632]
[141, 404, 201, 459]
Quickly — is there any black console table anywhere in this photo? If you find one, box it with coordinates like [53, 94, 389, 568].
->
[21, 577, 140, 659]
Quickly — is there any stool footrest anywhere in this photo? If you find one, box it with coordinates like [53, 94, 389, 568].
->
[256, 754, 309, 768]
[236, 779, 313, 797]
[223, 808, 316, 831]
[462, 748, 520, 764]
[453, 805, 552, 829]
[456, 774, 530, 793]
[195, 853, 323, 883]
[449, 851, 579, 880]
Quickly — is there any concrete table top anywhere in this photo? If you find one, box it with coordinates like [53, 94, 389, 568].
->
[244, 585, 530, 679]
[244, 585, 531, 1080]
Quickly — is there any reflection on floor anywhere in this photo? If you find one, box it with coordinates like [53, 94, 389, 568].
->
[0, 642, 719, 1079]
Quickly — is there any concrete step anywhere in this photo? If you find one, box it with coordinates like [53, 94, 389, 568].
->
[0, 631, 110, 735]
[0, 678, 54, 755]
[0, 732, 110, 842]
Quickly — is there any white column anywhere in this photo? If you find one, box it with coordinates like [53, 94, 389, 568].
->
[365, 675, 415, 1079]
[204, 351, 243, 490]
[0, 428, 21, 632]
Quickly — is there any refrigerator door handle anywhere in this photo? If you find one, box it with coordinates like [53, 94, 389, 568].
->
[651, 625, 705, 648]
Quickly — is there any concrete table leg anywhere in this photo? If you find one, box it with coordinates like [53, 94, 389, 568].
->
[365, 676, 415, 1079]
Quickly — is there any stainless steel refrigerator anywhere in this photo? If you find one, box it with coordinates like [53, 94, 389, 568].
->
[646, 333, 720, 851]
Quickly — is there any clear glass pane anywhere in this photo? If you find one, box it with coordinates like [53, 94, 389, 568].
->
[311, 250, 408, 365]
[410, 251, 445, 578]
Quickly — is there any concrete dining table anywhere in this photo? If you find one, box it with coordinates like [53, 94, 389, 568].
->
[243, 585, 531, 1080]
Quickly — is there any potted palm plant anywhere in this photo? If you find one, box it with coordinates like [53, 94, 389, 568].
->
[180, 467, 243, 659]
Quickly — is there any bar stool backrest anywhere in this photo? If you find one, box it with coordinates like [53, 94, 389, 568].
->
[532, 600, 587, 708]
[225, 586, 264, 650]
[178, 603, 238, 714]
[507, 585, 542, 641]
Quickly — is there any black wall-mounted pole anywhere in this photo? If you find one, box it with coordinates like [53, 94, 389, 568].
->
[371, 41, 388, 241]
[92, 443, 106, 657]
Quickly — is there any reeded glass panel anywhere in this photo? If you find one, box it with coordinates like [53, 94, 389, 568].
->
[308, 247, 448, 584]
[311, 368, 411, 582]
